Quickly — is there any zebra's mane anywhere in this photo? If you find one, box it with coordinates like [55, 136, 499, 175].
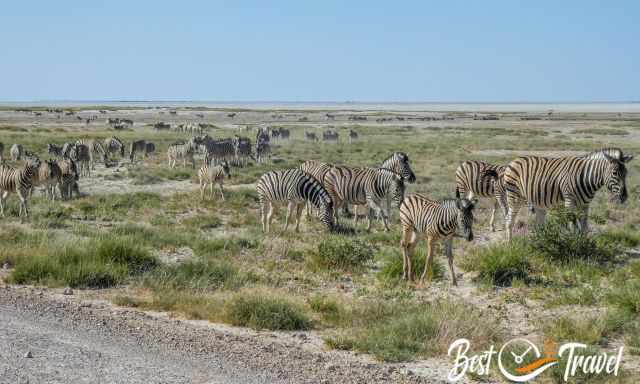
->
[580, 148, 624, 160]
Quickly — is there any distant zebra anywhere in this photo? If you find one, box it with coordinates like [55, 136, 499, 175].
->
[76, 139, 108, 169]
[503, 148, 633, 241]
[299, 160, 333, 217]
[167, 140, 197, 168]
[145, 142, 156, 157]
[324, 167, 405, 231]
[255, 141, 271, 164]
[69, 144, 91, 177]
[57, 159, 79, 200]
[232, 136, 252, 167]
[348, 129, 358, 143]
[203, 138, 235, 165]
[129, 140, 146, 162]
[10, 144, 23, 161]
[323, 130, 339, 142]
[32, 160, 62, 200]
[0, 159, 41, 217]
[304, 131, 318, 142]
[104, 136, 126, 158]
[198, 160, 231, 200]
[47, 143, 64, 158]
[399, 192, 478, 285]
[455, 160, 507, 232]
[256, 168, 335, 233]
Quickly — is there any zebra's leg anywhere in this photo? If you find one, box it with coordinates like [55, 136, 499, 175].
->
[420, 236, 436, 285]
[294, 203, 304, 232]
[445, 237, 457, 286]
[18, 189, 28, 218]
[352, 205, 359, 227]
[400, 226, 417, 281]
[489, 198, 498, 232]
[577, 205, 589, 232]
[199, 180, 206, 200]
[284, 201, 296, 232]
[218, 183, 225, 201]
[0, 190, 6, 216]
[535, 208, 547, 227]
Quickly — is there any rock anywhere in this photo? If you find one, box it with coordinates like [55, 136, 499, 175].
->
[63, 288, 73, 295]
[24, 351, 33, 358]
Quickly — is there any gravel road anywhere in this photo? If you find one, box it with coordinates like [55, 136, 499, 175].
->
[0, 286, 432, 384]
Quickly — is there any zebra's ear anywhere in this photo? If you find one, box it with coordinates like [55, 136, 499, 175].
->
[455, 188, 461, 200]
[623, 154, 634, 163]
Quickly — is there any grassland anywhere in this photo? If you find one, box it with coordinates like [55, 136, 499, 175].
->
[0, 107, 639, 381]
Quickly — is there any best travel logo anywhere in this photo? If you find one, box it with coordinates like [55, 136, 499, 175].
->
[447, 338, 624, 382]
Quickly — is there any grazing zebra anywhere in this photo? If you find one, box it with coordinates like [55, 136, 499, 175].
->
[256, 168, 335, 233]
[0, 159, 41, 217]
[203, 138, 235, 165]
[47, 143, 64, 158]
[57, 159, 79, 200]
[299, 160, 334, 217]
[76, 139, 108, 169]
[10, 144, 23, 161]
[32, 160, 62, 200]
[399, 191, 479, 286]
[145, 142, 156, 157]
[198, 160, 231, 200]
[455, 160, 507, 232]
[348, 129, 358, 143]
[167, 140, 197, 168]
[129, 140, 147, 162]
[255, 141, 271, 164]
[323, 129, 339, 142]
[69, 144, 91, 177]
[323, 167, 405, 231]
[104, 136, 126, 158]
[304, 131, 318, 142]
[502, 148, 633, 241]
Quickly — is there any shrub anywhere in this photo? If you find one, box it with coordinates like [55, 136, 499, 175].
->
[223, 294, 311, 330]
[146, 259, 248, 291]
[377, 248, 444, 283]
[309, 236, 374, 272]
[461, 240, 531, 286]
[308, 295, 351, 326]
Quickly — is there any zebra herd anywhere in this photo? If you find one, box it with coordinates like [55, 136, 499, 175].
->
[255, 147, 633, 285]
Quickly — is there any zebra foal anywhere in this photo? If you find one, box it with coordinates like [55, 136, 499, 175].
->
[198, 160, 231, 200]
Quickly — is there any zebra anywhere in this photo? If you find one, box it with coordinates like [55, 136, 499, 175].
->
[129, 140, 147, 162]
[502, 148, 633, 241]
[304, 131, 318, 142]
[0, 159, 41, 217]
[323, 130, 339, 142]
[145, 142, 156, 157]
[198, 159, 231, 200]
[381, 152, 416, 183]
[47, 143, 64, 158]
[399, 191, 479, 285]
[299, 160, 334, 217]
[232, 136, 253, 167]
[256, 168, 335, 233]
[255, 141, 271, 164]
[203, 138, 235, 166]
[104, 136, 125, 158]
[323, 167, 405, 231]
[57, 159, 79, 200]
[348, 129, 358, 143]
[76, 139, 108, 169]
[69, 144, 91, 177]
[167, 140, 197, 168]
[10, 144, 23, 161]
[31, 159, 62, 200]
[455, 160, 507, 232]
[61, 142, 74, 158]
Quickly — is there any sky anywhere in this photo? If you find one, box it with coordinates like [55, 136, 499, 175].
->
[0, 1, 638, 102]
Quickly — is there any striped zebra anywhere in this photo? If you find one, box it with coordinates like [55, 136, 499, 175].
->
[323, 167, 405, 231]
[69, 144, 91, 177]
[76, 139, 108, 169]
[57, 159, 79, 200]
[299, 160, 334, 217]
[47, 143, 64, 158]
[31, 160, 62, 200]
[198, 160, 231, 200]
[503, 148, 633, 241]
[255, 140, 271, 164]
[348, 129, 358, 143]
[455, 160, 507, 232]
[167, 140, 197, 168]
[10, 144, 23, 161]
[256, 168, 334, 233]
[399, 191, 479, 285]
[104, 136, 125, 158]
[61, 142, 74, 158]
[381, 152, 416, 183]
[0, 159, 41, 217]
[129, 140, 147, 162]
[232, 136, 253, 167]
[145, 142, 156, 157]
[203, 138, 236, 165]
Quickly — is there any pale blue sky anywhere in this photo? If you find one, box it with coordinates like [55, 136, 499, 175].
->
[1, 1, 638, 102]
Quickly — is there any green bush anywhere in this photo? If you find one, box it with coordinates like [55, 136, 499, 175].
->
[377, 248, 444, 282]
[308, 295, 351, 326]
[223, 294, 311, 330]
[461, 240, 531, 286]
[146, 259, 250, 291]
[309, 236, 374, 272]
